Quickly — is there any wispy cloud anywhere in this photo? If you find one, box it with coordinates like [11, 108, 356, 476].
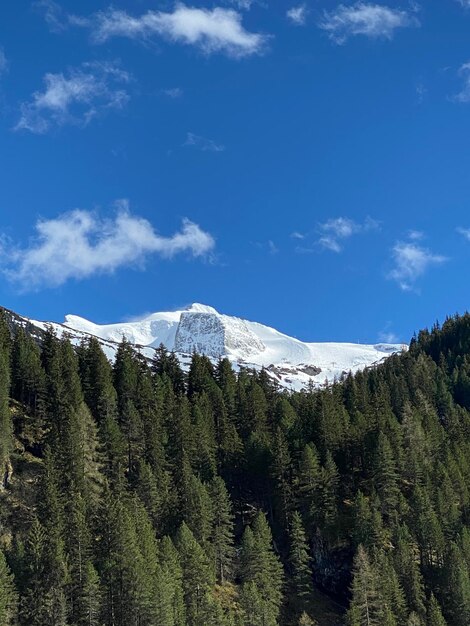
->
[317, 216, 379, 252]
[388, 241, 446, 291]
[0, 48, 8, 76]
[87, 5, 269, 58]
[162, 87, 183, 98]
[415, 82, 427, 104]
[287, 5, 308, 25]
[15, 62, 130, 134]
[319, 2, 419, 44]
[184, 132, 225, 152]
[1, 201, 215, 289]
[457, 226, 470, 241]
[228, 0, 254, 9]
[378, 321, 399, 343]
[407, 229, 424, 240]
[34, 0, 68, 32]
[452, 62, 470, 103]
[34, 0, 88, 31]
[268, 240, 279, 254]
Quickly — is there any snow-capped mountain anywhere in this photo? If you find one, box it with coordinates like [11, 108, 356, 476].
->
[21, 302, 406, 390]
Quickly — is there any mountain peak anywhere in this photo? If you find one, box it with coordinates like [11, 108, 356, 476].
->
[184, 303, 219, 315]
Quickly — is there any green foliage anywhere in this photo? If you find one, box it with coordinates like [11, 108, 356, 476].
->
[0, 549, 17, 625]
[3, 310, 470, 625]
[287, 511, 312, 617]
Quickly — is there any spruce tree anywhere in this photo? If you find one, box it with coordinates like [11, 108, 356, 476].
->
[444, 542, 470, 626]
[288, 511, 312, 616]
[240, 512, 284, 626]
[175, 522, 213, 626]
[347, 545, 383, 626]
[158, 536, 186, 626]
[209, 476, 235, 584]
[427, 593, 447, 626]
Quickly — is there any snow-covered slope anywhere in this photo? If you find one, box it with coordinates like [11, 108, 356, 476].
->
[47, 302, 406, 390]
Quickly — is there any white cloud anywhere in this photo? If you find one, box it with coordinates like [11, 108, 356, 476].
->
[319, 2, 419, 44]
[228, 0, 254, 9]
[34, 0, 67, 32]
[2, 202, 215, 289]
[388, 242, 446, 291]
[452, 63, 470, 103]
[268, 240, 279, 254]
[457, 226, 470, 241]
[378, 329, 399, 343]
[34, 0, 89, 31]
[317, 216, 379, 252]
[184, 132, 225, 152]
[287, 5, 308, 25]
[89, 5, 268, 58]
[415, 82, 427, 103]
[15, 62, 130, 134]
[162, 87, 184, 98]
[378, 320, 399, 343]
[407, 229, 424, 240]
[0, 48, 8, 76]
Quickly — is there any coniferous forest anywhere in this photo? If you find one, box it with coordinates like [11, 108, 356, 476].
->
[1, 312, 470, 625]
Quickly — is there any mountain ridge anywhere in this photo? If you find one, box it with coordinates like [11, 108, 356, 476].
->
[2, 302, 406, 390]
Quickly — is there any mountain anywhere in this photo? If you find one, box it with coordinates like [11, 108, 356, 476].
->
[17, 302, 406, 390]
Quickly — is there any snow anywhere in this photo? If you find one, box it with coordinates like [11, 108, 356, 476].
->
[29, 303, 406, 391]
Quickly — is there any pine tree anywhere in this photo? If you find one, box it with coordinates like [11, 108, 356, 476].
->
[79, 562, 101, 626]
[373, 433, 400, 518]
[393, 525, 426, 618]
[239, 512, 284, 626]
[239, 581, 266, 626]
[354, 491, 386, 549]
[427, 593, 447, 626]
[444, 542, 470, 626]
[295, 443, 321, 529]
[11, 327, 46, 440]
[271, 427, 294, 528]
[78, 336, 117, 425]
[320, 451, 339, 533]
[209, 476, 235, 583]
[158, 536, 186, 626]
[347, 545, 384, 626]
[175, 522, 213, 626]
[288, 511, 312, 616]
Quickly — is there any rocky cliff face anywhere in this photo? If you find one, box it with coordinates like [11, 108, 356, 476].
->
[174, 311, 265, 358]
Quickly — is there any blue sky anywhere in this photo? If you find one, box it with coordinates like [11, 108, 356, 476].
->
[0, 0, 470, 343]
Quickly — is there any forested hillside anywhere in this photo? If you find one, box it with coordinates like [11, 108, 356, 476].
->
[0, 312, 470, 625]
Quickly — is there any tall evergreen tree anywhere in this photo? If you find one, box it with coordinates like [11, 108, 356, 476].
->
[209, 476, 235, 583]
[347, 545, 383, 626]
[175, 522, 213, 626]
[287, 511, 312, 617]
[427, 594, 447, 626]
